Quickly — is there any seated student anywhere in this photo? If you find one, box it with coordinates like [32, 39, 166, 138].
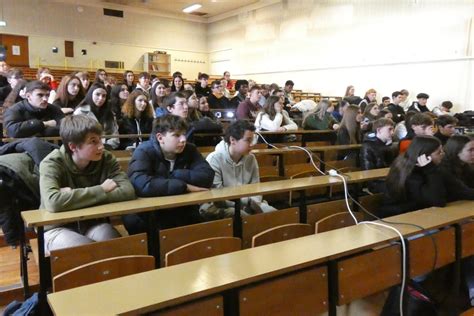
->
[208, 80, 230, 109]
[183, 91, 223, 146]
[254, 95, 297, 132]
[52, 74, 85, 115]
[39, 115, 136, 253]
[4, 80, 64, 138]
[201, 120, 276, 219]
[123, 70, 135, 93]
[343, 85, 362, 106]
[223, 71, 234, 90]
[194, 73, 211, 98]
[109, 84, 129, 123]
[73, 71, 90, 92]
[378, 108, 393, 120]
[124, 115, 214, 233]
[171, 75, 185, 93]
[151, 81, 168, 117]
[399, 112, 434, 154]
[432, 100, 454, 117]
[0, 68, 23, 106]
[220, 78, 232, 99]
[362, 102, 380, 123]
[74, 83, 120, 150]
[230, 80, 249, 108]
[393, 110, 416, 141]
[408, 93, 430, 113]
[434, 114, 458, 145]
[381, 136, 474, 218]
[119, 90, 154, 150]
[198, 96, 218, 120]
[387, 91, 405, 124]
[440, 135, 474, 188]
[303, 100, 339, 130]
[283, 80, 295, 106]
[134, 72, 151, 99]
[380, 96, 391, 109]
[360, 118, 397, 193]
[439, 135, 474, 305]
[336, 105, 363, 145]
[236, 85, 261, 120]
[332, 99, 349, 122]
[358, 88, 377, 112]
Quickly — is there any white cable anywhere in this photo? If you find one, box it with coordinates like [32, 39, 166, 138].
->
[331, 173, 359, 225]
[255, 131, 279, 149]
[257, 130, 407, 315]
[359, 220, 407, 316]
[288, 145, 325, 176]
[328, 170, 406, 316]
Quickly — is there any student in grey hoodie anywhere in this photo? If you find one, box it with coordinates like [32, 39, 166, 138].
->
[200, 120, 276, 219]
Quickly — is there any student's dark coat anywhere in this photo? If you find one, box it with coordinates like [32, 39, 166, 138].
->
[381, 164, 474, 217]
[4, 99, 64, 138]
[127, 135, 214, 197]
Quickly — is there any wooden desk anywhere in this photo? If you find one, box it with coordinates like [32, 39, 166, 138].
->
[2, 134, 151, 144]
[47, 201, 474, 315]
[195, 129, 336, 146]
[22, 169, 388, 228]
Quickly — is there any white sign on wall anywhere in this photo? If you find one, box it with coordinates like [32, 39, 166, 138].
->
[12, 45, 20, 56]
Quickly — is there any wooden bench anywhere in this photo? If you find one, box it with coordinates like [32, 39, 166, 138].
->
[315, 212, 363, 233]
[165, 237, 241, 267]
[241, 207, 299, 249]
[45, 201, 474, 315]
[307, 199, 350, 229]
[53, 255, 155, 292]
[159, 218, 233, 266]
[251, 223, 313, 247]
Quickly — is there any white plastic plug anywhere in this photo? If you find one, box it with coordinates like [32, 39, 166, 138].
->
[328, 169, 338, 176]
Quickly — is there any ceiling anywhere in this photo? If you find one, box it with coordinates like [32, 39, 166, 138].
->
[50, 0, 267, 20]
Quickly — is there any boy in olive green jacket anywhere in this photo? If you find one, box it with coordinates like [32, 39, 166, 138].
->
[40, 115, 135, 254]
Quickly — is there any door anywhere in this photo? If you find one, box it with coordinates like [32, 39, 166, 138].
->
[0, 34, 29, 67]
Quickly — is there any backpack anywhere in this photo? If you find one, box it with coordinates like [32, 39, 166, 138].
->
[381, 281, 438, 316]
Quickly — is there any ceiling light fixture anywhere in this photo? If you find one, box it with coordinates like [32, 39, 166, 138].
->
[183, 3, 202, 13]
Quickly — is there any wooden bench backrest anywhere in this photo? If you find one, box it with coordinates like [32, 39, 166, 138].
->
[260, 176, 289, 204]
[408, 227, 456, 278]
[461, 221, 474, 258]
[315, 212, 362, 233]
[307, 199, 350, 228]
[50, 233, 147, 277]
[156, 295, 224, 316]
[289, 171, 326, 204]
[238, 266, 328, 315]
[159, 218, 233, 266]
[251, 223, 312, 247]
[337, 244, 401, 305]
[358, 193, 384, 215]
[165, 237, 241, 267]
[53, 255, 155, 292]
[241, 207, 299, 249]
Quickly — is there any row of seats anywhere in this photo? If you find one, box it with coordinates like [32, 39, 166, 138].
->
[29, 194, 383, 294]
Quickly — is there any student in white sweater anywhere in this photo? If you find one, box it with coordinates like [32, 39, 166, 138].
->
[254, 95, 298, 132]
[200, 120, 276, 219]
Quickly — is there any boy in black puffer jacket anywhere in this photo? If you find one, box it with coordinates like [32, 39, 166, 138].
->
[360, 118, 397, 193]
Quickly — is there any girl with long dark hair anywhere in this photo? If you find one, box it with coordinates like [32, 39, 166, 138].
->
[74, 83, 119, 149]
[382, 136, 474, 217]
